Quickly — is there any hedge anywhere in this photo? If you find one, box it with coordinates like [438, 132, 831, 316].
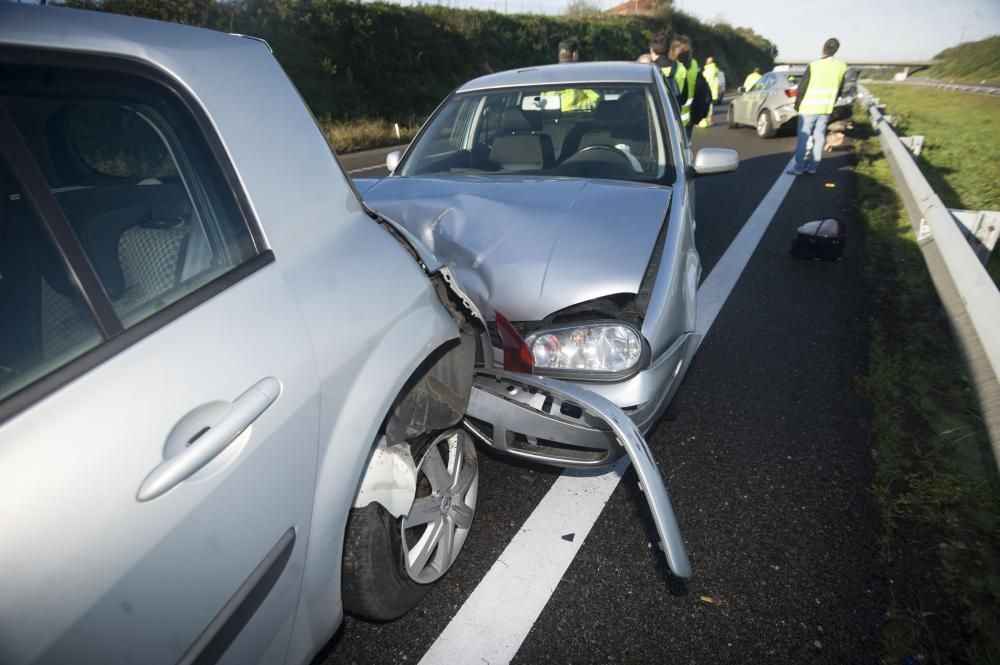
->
[62, 0, 776, 121]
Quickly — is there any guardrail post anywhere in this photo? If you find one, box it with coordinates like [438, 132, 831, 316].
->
[950, 209, 1000, 265]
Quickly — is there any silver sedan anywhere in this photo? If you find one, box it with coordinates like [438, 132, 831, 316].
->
[728, 66, 858, 138]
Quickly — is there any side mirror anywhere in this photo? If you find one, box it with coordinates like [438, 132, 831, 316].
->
[385, 150, 402, 173]
[690, 148, 739, 177]
[737, 86, 744, 93]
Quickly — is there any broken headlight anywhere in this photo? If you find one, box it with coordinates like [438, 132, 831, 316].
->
[523, 322, 646, 380]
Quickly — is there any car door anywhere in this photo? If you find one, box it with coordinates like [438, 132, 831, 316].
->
[737, 73, 775, 125]
[0, 52, 318, 665]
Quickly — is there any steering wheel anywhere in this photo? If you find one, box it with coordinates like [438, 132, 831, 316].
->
[574, 144, 633, 162]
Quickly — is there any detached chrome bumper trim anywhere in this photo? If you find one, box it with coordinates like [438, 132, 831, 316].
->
[467, 369, 692, 578]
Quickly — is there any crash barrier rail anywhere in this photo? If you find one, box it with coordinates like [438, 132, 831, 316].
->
[859, 85, 1000, 464]
[859, 78, 1000, 98]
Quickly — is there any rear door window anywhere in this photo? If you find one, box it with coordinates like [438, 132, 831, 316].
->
[0, 56, 262, 410]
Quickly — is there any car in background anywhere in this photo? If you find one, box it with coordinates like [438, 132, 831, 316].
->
[728, 66, 858, 138]
[357, 62, 739, 464]
[0, 6, 691, 665]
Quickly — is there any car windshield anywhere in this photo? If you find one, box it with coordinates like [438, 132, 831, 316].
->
[399, 83, 671, 184]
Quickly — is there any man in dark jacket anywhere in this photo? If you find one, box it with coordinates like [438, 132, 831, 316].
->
[649, 33, 679, 98]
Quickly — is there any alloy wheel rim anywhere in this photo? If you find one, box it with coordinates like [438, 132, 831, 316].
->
[400, 429, 479, 584]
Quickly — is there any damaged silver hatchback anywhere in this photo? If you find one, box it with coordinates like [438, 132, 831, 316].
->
[359, 63, 738, 460]
[2, 7, 695, 665]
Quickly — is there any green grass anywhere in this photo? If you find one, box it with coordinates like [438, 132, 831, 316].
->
[922, 36, 1000, 86]
[319, 117, 420, 154]
[852, 104, 1000, 664]
[866, 83, 1000, 286]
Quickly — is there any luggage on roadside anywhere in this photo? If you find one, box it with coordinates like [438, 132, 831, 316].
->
[791, 217, 846, 260]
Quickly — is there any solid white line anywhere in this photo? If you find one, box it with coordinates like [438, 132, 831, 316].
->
[347, 163, 386, 174]
[419, 459, 629, 665]
[418, 157, 797, 665]
[696, 158, 797, 335]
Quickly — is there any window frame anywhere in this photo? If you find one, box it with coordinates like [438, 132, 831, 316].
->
[0, 46, 275, 425]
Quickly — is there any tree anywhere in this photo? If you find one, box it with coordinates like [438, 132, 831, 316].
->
[565, 0, 601, 17]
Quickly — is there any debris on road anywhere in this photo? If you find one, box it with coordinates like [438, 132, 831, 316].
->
[698, 595, 729, 608]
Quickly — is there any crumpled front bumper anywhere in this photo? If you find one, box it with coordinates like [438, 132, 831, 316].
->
[466, 369, 691, 579]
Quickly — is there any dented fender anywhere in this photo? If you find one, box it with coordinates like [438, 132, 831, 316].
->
[467, 369, 692, 579]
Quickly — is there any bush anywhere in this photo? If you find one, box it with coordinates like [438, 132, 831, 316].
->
[61, 0, 776, 121]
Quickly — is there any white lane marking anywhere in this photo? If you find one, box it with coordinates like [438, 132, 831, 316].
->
[347, 163, 387, 174]
[418, 157, 797, 665]
[420, 458, 629, 665]
[697, 158, 797, 335]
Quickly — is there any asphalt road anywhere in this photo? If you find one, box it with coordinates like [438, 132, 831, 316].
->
[337, 144, 403, 178]
[320, 105, 882, 665]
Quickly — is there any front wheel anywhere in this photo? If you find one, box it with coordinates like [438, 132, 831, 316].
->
[727, 105, 737, 129]
[342, 428, 479, 620]
[756, 110, 776, 138]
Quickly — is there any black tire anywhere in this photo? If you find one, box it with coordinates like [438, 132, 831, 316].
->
[756, 110, 776, 138]
[342, 501, 426, 621]
[727, 105, 737, 129]
[342, 429, 478, 621]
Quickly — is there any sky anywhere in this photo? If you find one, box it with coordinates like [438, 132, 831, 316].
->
[386, 0, 1000, 62]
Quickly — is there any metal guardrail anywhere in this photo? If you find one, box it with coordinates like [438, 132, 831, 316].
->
[860, 85, 1000, 462]
[860, 78, 1000, 97]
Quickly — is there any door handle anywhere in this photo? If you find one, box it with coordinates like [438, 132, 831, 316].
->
[137, 377, 282, 502]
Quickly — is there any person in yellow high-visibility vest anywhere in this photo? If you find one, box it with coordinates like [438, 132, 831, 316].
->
[789, 38, 847, 175]
[648, 32, 680, 98]
[546, 37, 601, 111]
[670, 36, 694, 135]
[742, 67, 762, 92]
[698, 56, 720, 127]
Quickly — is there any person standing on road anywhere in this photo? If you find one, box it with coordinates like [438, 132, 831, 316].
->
[557, 38, 579, 63]
[698, 56, 721, 127]
[788, 38, 847, 176]
[742, 67, 762, 91]
[551, 37, 600, 111]
[649, 32, 679, 97]
[669, 36, 697, 135]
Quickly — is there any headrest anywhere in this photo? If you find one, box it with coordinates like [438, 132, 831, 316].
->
[490, 134, 545, 170]
[500, 107, 540, 133]
[40, 205, 149, 300]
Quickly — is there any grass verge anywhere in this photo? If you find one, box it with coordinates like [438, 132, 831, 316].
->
[922, 36, 1000, 86]
[319, 116, 421, 154]
[865, 83, 1000, 287]
[852, 104, 1000, 664]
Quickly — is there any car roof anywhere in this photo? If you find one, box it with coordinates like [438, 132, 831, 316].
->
[456, 62, 656, 93]
[0, 3, 266, 67]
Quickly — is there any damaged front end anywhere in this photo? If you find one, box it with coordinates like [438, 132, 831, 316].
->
[465, 369, 691, 579]
[368, 207, 692, 580]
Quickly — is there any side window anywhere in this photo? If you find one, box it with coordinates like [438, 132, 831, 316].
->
[0, 164, 103, 402]
[753, 74, 775, 92]
[66, 105, 178, 180]
[0, 58, 258, 407]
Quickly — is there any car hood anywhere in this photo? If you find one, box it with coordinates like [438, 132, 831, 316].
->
[358, 175, 672, 322]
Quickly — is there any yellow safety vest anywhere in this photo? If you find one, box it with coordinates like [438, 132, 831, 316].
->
[743, 71, 762, 91]
[703, 62, 720, 98]
[673, 61, 689, 124]
[798, 57, 847, 116]
[673, 61, 687, 94]
[548, 88, 601, 112]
